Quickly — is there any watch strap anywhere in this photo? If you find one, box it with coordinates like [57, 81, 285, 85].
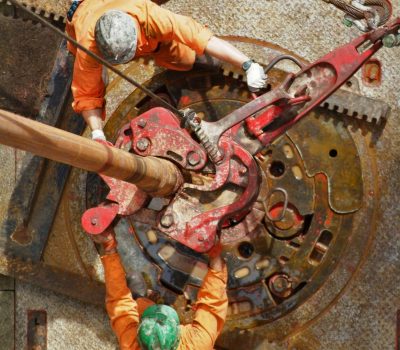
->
[242, 59, 254, 71]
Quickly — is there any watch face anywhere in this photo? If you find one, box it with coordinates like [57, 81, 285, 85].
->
[242, 60, 253, 71]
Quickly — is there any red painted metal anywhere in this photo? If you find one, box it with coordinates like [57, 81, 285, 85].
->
[158, 137, 260, 252]
[81, 175, 148, 235]
[246, 106, 283, 137]
[117, 107, 207, 171]
[255, 17, 400, 146]
[362, 58, 382, 86]
[81, 204, 119, 235]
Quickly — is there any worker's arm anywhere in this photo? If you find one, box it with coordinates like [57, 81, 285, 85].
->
[181, 255, 228, 349]
[98, 232, 140, 349]
[82, 109, 106, 140]
[205, 37, 267, 91]
[147, 3, 266, 90]
[204, 36, 249, 68]
[71, 44, 107, 135]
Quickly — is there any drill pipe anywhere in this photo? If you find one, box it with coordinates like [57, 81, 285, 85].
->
[0, 109, 182, 197]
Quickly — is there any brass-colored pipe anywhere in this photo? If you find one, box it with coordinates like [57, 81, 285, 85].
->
[0, 109, 182, 196]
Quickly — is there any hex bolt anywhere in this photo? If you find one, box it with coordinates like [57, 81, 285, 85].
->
[136, 138, 150, 152]
[137, 119, 147, 128]
[383, 34, 396, 48]
[383, 34, 400, 48]
[160, 214, 174, 228]
[239, 166, 247, 175]
[269, 274, 292, 298]
[273, 276, 289, 292]
[187, 151, 201, 166]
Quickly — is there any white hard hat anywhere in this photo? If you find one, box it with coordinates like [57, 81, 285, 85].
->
[95, 10, 137, 65]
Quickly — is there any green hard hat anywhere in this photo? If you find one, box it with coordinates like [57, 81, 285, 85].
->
[138, 305, 180, 350]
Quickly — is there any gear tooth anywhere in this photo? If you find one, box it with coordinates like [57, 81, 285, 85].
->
[336, 105, 344, 113]
[222, 69, 230, 77]
[324, 102, 334, 111]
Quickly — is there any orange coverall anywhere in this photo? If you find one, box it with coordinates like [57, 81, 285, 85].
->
[101, 253, 228, 350]
[66, 0, 213, 116]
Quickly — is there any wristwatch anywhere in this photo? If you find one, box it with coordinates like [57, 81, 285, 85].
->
[242, 59, 254, 71]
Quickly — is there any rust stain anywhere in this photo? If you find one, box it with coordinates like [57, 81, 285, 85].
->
[397, 309, 400, 350]
[10, 225, 33, 245]
[27, 310, 47, 350]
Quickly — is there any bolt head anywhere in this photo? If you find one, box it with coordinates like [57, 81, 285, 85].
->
[383, 34, 396, 47]
[137, 119, 147, 128]
[136, 138, 150, 152]
[187, 151, 201, 166]
[383, 34, 396, 48]
[239, 166, 247, 175]
[160, 214, 174, 228]
[269, 274, 292, 298]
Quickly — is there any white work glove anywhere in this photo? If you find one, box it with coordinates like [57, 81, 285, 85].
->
[246, 62, 267, 92]
[91, 129, 106, 141]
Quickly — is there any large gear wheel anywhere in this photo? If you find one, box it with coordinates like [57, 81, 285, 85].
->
[49, 39, 380, 347]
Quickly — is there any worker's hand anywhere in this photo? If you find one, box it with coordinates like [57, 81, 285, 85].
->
[246, 62, 267, 92]
[91, 129, 107, 141]
[90, 230, 117, 255]
[209, 254, 226, 272]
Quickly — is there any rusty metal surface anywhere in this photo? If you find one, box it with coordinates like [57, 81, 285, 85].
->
[0, 255, 105, 305]
[27, 310, 47, 350]
[321, 87, 391, 124]
[0, 0, 69, 22]
[0, 13, 61, 117]
[287, 110, 363, 213]
[0, 41, 86, 261]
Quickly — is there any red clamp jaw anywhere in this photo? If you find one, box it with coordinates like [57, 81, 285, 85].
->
[81, 174, 148, 235]
[81, 108, 261, 253]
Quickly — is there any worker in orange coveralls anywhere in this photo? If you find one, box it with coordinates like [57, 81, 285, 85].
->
[66, 0, 267, 141]
[92, 229, 228, 350]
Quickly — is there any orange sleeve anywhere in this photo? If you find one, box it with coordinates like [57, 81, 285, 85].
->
[180, 266, 228, 349]
[101, 253, 140, 350]
[147, 3, 213, 55]
[71, 48, 106, 115]
[65, 21, 77, 56]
